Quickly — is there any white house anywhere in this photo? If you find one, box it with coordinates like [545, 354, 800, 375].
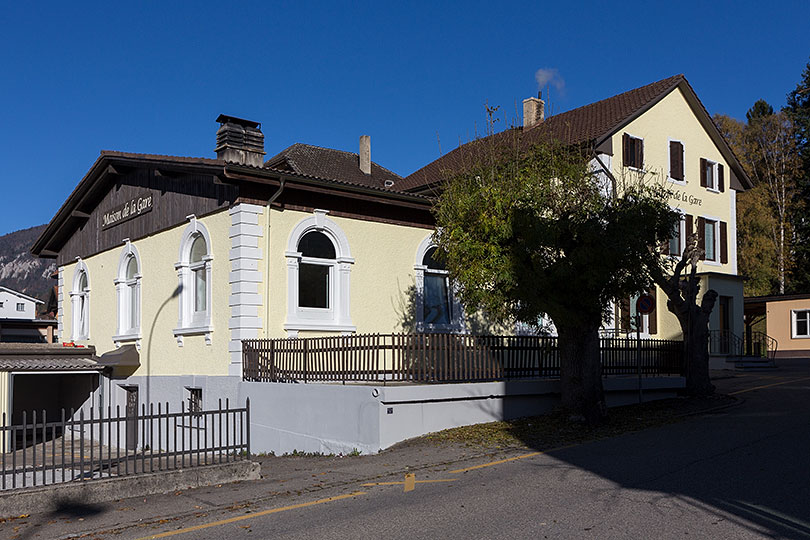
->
[0, 286, 42, 320]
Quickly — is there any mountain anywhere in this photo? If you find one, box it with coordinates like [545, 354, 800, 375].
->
[0, 224, 55, 308]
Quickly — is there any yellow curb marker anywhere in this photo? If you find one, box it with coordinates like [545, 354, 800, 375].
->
[403, 473, 416, 492]
[449, 445, 579, 474]
[361, 479, 456, 487]
[729, 375, 810, 395]
[136, 491, 366, 539]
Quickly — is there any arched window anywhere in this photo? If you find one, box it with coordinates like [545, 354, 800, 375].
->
[422, 247, 452, 325]
[414, 236, 462, 332]
[285, 210, 354, 336]
[70, 260, 90, 341]
[298, 231, 336, 309]
[175, 217, 213, 345]
[114, 241, 141, 345]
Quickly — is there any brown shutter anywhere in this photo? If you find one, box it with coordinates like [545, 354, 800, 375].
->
[648, 288, 657, 335]
[700, 158, 707, 187]
[662, 235, 670, 255]
[685, 214, 693, 242]
[620, 297, 631, 332]
[670, 141, 683, 180]
[718, 163, 725, 192]
[637, 139, 644, 169]
[698, 217, 706, 259]
[623, 134, 630, 167]
[720, 221, 728, 264]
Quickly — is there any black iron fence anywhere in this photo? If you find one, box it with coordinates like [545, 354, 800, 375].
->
[709, 330, 778, 360]
[243, 333, 684, 384]
[0, 399, 250, 490]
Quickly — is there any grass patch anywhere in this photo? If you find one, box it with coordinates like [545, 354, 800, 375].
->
[423, 394, 736, 450]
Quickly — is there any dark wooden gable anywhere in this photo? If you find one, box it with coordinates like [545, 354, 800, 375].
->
[57, 166, 237, 265]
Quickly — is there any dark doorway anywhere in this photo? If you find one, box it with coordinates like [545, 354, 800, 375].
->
[10, 373, 98, 450]
[718, 296, 732, 354]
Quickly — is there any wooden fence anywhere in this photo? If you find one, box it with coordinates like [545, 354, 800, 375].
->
[242, 334, 683, 384]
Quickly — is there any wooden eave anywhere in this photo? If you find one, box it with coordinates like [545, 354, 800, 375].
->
[31, 155, 224, 258]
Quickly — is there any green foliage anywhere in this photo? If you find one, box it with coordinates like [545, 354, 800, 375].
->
[714, 114, 779, 296]
[432, 136, 678, 331]
[785, 58, 810, 292]
[746, 99, 774, 123]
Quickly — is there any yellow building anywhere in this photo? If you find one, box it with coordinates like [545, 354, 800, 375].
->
[27, 76, 757, 452]
[406, 74, 754, 351]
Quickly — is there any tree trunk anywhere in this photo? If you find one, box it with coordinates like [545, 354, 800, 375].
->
[673, 290, 717, 396]
[557, 322, 606, 424]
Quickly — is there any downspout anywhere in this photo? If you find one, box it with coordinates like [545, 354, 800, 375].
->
[264, 179, 286, 338]
[592, 149, 619, 329]
[592, 151, 618, 201]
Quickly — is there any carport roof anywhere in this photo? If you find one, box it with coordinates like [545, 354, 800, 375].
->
[0, 344, 101, 371]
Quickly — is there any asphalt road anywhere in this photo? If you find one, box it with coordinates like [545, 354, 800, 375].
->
[128, 362, 810, 540]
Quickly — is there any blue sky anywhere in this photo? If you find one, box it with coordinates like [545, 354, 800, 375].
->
[2, 1, 808, 236]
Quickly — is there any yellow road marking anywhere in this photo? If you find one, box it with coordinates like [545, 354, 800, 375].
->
[449, 444, 580, 474]
[361, 479, 456, 487]
[729, 376, 810, 395]
[136, 491, 366, 539]
[403, 473, 415, 492]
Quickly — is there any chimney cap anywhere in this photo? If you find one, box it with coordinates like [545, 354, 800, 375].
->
[216, 114, 261, 130]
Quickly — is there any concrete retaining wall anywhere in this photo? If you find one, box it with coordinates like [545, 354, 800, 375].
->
[0, 460, 260, 519]
[107, 374, 684, 456]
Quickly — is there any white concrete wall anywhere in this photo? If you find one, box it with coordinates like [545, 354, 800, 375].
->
[102, 374, 684, 455]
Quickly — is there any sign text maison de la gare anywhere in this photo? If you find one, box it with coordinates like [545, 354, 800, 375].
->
[101, 194, 154, 230]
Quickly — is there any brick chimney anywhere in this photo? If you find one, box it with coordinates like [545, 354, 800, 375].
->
[523, 93, 545, 129]
[359, 135, 371, 175]
[215, 114, 265, 167]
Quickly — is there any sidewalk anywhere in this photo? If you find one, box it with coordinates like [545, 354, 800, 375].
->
[0, 372, 761, 540]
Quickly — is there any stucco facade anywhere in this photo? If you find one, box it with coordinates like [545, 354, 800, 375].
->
[602, 87, 745, 342]
[56, 200, 437, 378]
[764, 297, 810, 357]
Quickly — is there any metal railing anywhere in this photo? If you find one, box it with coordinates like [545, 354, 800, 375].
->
[243, 333, 684, 384]
[0, 399, 250, 491]
[709, 330, 778, 361]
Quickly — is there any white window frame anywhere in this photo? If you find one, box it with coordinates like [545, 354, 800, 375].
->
[15, 303, 24, 312]
[702, 215, 720, 265]
[284, 210, 355, 337]
[414, 235, 464, 333]
[174, 216, 213, 346]
[704, 159, 720, 192]
[792, 309, 810, 339]
[70, 259, 91, 341]
[667, 208, 685, 259]
[667, 138, 686, 185]
[114, 240, 142, 348]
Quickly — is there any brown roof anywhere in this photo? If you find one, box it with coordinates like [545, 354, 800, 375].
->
[0, 344, 101, 371]
[265, 143, 402, 191]
[99, 150, 225, 166]
[402, 74, 746, 193]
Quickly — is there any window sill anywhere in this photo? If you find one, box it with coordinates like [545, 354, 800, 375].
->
[706, 187, 720, 194]
[419, 323, 465, 333]
[173, 325, 213, 346]
[702, 259, 721, 267]
[790, 335, 810, 340]
[667, 177, 686, 186]
[283, 321, 356, 337]
[113, 333, 141, 349]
